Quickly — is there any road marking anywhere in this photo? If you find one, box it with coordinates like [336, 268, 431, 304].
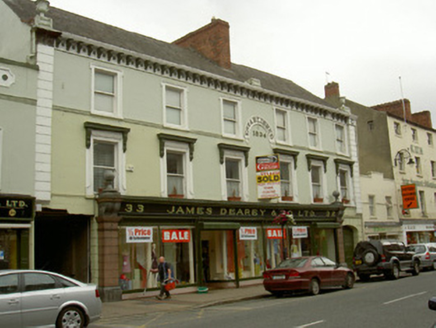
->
[197, 308, 204, 318]
[140, 312, 164, 328]
[383, 291, 427, 305]
[295, 320, 325, 328]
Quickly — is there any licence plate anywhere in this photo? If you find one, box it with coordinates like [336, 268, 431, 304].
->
[273, 275, 285, 280]
[355, 260, 362, 265]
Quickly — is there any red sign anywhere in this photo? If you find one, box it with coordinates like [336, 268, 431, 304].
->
[266, 228, 286, 239]
[401, 184, 418, 209]
[162, 229, 191, 243]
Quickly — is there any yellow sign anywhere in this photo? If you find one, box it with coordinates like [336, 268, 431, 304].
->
[401, 184, 418, 209]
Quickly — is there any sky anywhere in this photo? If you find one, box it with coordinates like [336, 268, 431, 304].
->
[48, 0, 436, 125]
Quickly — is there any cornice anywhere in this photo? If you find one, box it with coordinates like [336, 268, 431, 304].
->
[55, 34, 350, 123]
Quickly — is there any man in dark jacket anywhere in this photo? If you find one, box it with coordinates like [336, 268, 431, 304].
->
[156, 256, 172, 300]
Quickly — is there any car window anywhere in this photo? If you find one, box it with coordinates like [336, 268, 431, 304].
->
[56, 276, 78, 288]
[277, 258, 308, 268]
[311, 258, 325, 267]
[430, 247, 436, 252]
[0, 274, 19, 294]
[384, 243, 404, 252]
[321, 257, 336, 266]
[23, 273, 57, 292]
[407, 245, 426, 253]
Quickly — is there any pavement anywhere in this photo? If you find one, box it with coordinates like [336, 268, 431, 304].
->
[100, 284, 270, 320]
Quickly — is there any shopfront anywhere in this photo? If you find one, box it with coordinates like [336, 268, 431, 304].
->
[109, 197, 345, 294]
[0, 194, 35, 270]
[402, 220, 436, 245]
[364, 222, 403, 242]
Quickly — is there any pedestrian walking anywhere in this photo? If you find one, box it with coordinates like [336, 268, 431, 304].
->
[156, 256, 172, 300]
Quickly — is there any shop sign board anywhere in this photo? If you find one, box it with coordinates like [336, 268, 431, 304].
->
[267, 228, 286, 239]
[126, 227, 153, 243]
[401, 184, 418, 209]
[0, 196, 34, 219]
[292, 226, 308, 239]
[403, 224, 435, 232]
[162, 229, 191, 243]
[239, 227, 257, 240]
[256, 155, 280, 199]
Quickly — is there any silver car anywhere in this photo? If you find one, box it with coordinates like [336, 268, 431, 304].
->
[407, 243, 436, 270]
[0, 269, 101, 328]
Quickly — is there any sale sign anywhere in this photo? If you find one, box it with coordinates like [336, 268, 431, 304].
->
[126, 227, 153, 243]
[267, 228, 286, 239]
[162, 229, 191, 243]
[256, 155, 280, 199]
[239, 227, 257, 240]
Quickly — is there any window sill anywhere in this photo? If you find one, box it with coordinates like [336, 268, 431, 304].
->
[227, 196, 242, 202]
[281, 196, 294, 202]
[313, 198, 324, 204]
[163, 124, 190, 132]
[168, 194, 184, 199]
[222, 134, 244, 142]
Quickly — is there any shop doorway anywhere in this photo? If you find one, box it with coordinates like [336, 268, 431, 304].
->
[35, 213, 90, 282]
[343, 226, 355, 268]
[0, 228, 29, 269]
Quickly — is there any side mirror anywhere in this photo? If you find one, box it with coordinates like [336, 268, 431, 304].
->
[428, 297, 436, 311]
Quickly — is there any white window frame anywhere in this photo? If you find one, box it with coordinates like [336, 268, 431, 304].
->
[415, 156, 422, 176]
[221, 98, 242, 139]
[431, 161, 436, 179]
[86, 130, 126, 196]
[162, 83, 188, 130]
[275, 108, 291, 144]
[160, 141, 193, 198]
[335, 124, 347, 155]
[337, 165, 353, 205]
[310, 160, 326, 204]
[427, 133, 433, 146]
[307, 117, 321, 149]
[221, 150, 248, 201]
[385, 196, 393, 218]
[411, 128, 418, 143]
[368, 195, 376, 217]
[91, 65, 123, 118]
[279, 156, 297, 202]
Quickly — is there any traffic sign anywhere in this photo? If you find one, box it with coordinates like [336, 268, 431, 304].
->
[401, 184, 418, 209]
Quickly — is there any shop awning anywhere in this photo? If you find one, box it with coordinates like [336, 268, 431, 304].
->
[199, 222, 241, 230]
[313, 222, 341, 229]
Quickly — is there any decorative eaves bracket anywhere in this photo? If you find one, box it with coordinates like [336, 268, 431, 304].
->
[306, 154, 329, 173]
[218, 143, 250, 167]
[157, 133, 197, 161]
[84, 122, 130, 152]
[273, 148, 299, 170]
[334, 158, 355, 177]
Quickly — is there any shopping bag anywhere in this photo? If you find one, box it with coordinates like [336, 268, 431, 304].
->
[164, 279, 176, 291]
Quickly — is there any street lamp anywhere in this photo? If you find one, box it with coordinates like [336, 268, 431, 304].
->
[394, 149, 415, 167]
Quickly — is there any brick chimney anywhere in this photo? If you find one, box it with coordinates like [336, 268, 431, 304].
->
[324, 82, 340, 99]
[173, 18, 231, 69]
[412, 111, 433, 129]
[372, 99, 412, 122]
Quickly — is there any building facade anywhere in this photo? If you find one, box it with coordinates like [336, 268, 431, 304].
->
[3, 0, 362, 301]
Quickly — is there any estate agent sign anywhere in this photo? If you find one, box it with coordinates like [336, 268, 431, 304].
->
[256, 154, 280, 200]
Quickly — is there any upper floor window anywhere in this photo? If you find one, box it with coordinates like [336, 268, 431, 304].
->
[385, 196, 393, 218]
[275, 109, 288, 143]
[335, 124, 346, 154]
[226, 158, 242, 200]
[368, 195, 375, 217]
[411, 128, 418, 142]
[166, 152, 185, 197]
[394, 122, 401, 136]
[367, 120, 374, 131]
[222, 99, 241, 138]
[93, 141, 117, 193]
[428, 133, 433, 146]
[431, 161, 436, 179]
[280, 158, 295, 201]
[338, 168, 351, 204]
[310, 164, 324, 203]
[164, 85, 187, 128]
[307, 117, 319, 148]
[419, 190, 426, 215]
[398, 152, 405, 172]
[415, 156, 422, 175]
[92, 67, 122, 117]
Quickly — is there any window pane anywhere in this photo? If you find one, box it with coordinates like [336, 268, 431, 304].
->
[167, 153, 183, 174]
[166, 88, 182, 108]
[309, 134, 317, 147]
[166, 107, 181, 125]
[223, 101, 236, 119]
[24, 273, 57, 292]
[226, 160, 240, 179]
[227, 180, 240, 197]
[224, 120, 236, 135]
[311, 166, 320, 184]
[94, 93, 114, 113]
[277, 128, 286, 141]
[95, 72, 114, 93]
[276, 110, 286, 127]
[94, 143, 115, 167]
[168, 176, 184, 195]
[308, 119, 317, 133]
[0, 274, 19, 294]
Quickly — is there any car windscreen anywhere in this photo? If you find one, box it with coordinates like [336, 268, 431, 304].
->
[277, 258, 308, 268]
[407, 245, 426, 253]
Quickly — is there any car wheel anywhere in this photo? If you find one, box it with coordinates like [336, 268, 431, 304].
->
[343, 273, 355, 289]
[362, 249, 379, 266]
[389, 263, 400, 280]
[358, 273, 370, 282]
[433, 262, 436, 271]
[412, 261, 420, 276]
[271, 291, 284, 297]
[309, 278, 320, 296]
[56, 306, 85, 328]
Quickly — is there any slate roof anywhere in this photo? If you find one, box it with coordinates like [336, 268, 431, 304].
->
[4, 0, 334, 108]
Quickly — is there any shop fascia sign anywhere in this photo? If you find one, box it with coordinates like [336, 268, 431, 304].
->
[403, 224, 435, 232]
[122, 202, 340, 220]
[0, 196, 34, 220]
[126, 227, 153, 243]
[162, 229, 191, 243]
[239, 227, 257, 240]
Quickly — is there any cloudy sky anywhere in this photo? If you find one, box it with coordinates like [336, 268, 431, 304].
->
[48, 0, 436, 124]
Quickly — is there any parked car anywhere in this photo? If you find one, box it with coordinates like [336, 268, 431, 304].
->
[263, 256, 354, 296]
[407, 243, 436, 270]
[353, 240, 420, 281]
[0, 269, 101, 328]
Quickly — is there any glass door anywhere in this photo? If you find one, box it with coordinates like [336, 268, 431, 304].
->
[0, 229, 29, 269]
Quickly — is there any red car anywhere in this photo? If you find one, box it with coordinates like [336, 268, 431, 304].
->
[263, 256, 355, 296]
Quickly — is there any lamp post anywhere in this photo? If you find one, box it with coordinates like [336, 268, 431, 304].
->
[394, 149, 415, 167]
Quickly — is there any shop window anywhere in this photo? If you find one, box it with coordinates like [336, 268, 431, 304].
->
[335, 124, 346, 154]
[0, 274, 18, 294]
[91, 66, 122, 117]
[164, 84, 187, 129]
[280, 158, 295, 201]
[221, 99, 241, 138]
[166, 152, 185, 198]
[307, 117, 319, 149]
[368, 195, 376, 217]
[311, 164, 324, 203]
[385, 196, 393, 218]
[275, 109, 288, 143]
